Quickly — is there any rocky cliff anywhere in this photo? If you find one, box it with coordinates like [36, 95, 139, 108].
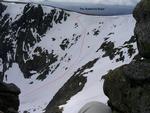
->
[0, 2, 69, 81]
[103, 0, 150, 113]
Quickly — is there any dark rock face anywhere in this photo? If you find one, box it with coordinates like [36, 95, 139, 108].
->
[103, 59, 150, 113]
[96, 36, 136, 62]
[0, 82, 20, 113]
[0, 2, 70, 80]
[0, 3, 7, 17]
[45, 58, 99, 113]
[103, 0, 150, 113]
[123, 60, 150, 82]
[133, 0, 150, 58]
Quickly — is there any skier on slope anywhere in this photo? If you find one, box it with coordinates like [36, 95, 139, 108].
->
[78, 101, 112, 113]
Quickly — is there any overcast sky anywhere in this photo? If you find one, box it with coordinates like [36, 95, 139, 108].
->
[48, 0, 140, 5]
[5, 0, 140, 6]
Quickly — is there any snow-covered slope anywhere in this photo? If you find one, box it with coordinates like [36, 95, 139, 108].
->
[0, 2, 137, 113]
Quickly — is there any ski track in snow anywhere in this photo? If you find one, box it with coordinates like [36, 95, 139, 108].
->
[2, 3, 138, 113]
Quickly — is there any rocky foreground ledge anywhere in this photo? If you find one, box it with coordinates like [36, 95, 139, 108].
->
[0, 82, 20, 113]
[103, 0, 150, 113]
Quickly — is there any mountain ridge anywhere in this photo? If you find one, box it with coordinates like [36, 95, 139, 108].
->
[1, 1, 136, 16]
[0, 2, 137, 113]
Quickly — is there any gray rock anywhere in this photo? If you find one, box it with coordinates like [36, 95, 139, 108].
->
[133, 0, 150, 58]
[123, 59, 150, 81]
[103, 59, 150, 113]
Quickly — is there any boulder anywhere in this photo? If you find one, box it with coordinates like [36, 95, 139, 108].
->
[103, 59, 150, 113]
[133, 0, 150, 58]
[0, 82, 20, 113]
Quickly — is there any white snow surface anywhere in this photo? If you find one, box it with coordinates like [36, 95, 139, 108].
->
[3, 3, 138, 113]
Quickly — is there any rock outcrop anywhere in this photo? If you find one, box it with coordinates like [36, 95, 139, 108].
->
[103, 0, 150, 113]
[0, 3, 6, 17]
[45, 58, 99, 113]
[103, 58, 150, 113]
[133, 0, 150, 58]
[0, 2, 70, 81]
[0, 82, 20, 113]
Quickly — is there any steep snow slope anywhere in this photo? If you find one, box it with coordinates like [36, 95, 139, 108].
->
[0, 2, 137, 113]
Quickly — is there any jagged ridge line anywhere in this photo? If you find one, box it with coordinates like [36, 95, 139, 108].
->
[1, 0, 104, 16]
